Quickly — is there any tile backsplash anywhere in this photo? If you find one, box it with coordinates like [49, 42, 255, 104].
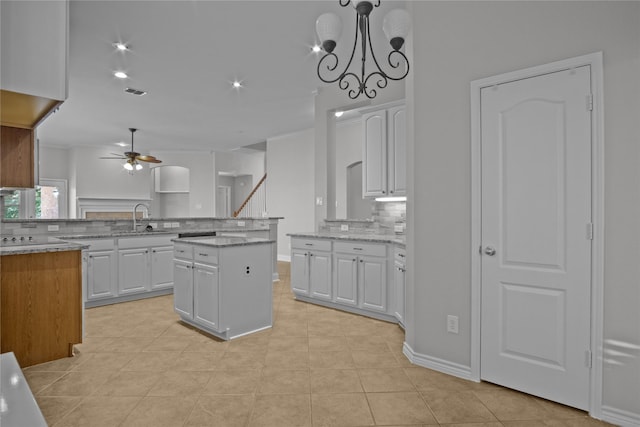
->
[323, 201, 406, 235]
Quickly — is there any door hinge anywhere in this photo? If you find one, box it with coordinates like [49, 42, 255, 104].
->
[586, 223, 594, 240]
[586, 94, 593, 111]
[585, 350, 592, 368]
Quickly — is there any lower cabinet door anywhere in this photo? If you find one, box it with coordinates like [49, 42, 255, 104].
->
[309, 251, 332, 301]
[193, 262, 219, 331]
[151, 246, 174, 290]
[360, 256, 387, 312]
[291, 249, 310, 296]
[393, 260, 406, 324]
[118, 248, 150, 295]
[86, 250, 117, 300]
[173, 259, 193, 319]
[334, 254, 358, 307]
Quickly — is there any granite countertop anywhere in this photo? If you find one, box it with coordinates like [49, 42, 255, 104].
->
[173, 236, 275, 248]
[287, 232, 406, 247]
[59, 227, 269, 240]
[0, 237, 88, 256]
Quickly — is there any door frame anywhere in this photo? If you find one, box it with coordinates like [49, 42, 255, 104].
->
[469, 52, 604, 417]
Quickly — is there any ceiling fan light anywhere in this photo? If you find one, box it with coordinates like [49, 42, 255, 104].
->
[114, 71, 128, 79]
[135, 163, 143, 171]
[123, 162, 134, 171]
[383, 9, 411, 48]
[316, 12, 342, 52]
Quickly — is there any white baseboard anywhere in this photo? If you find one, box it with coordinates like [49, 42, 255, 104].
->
[403, 342, 475, 382]
[278, 254, 291, 262]
[600, 406, 640, 427]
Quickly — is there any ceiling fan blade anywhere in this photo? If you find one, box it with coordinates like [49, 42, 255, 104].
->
[100, 156, 127, 159]
[137, 155, 162, 163]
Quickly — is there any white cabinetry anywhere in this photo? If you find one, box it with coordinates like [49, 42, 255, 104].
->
[77, 234, 178, 308]
[172, 239, 273, 340]
[362, 103, 406, 198]
[290, 239, 332, 301]
[290, 237, 395, 322]
[393, 247, 406, 327]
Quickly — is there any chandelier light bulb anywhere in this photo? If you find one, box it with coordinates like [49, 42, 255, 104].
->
[123, 162, 134, 171]
[316, 12, 342, 53]
[383, 9, 411, 50]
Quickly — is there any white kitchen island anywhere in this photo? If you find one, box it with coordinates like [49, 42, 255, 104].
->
[172, 236, 274, 340]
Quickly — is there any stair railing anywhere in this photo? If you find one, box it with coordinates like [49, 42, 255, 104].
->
[233, 173, 267, 218]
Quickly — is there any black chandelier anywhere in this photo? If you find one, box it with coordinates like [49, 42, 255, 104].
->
[315, 0, 411, 100]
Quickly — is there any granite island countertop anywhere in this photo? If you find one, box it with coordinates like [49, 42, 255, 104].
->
[58, 227, 270, 240]
[0, 237, 88, 256]
[287, 232, 406, 248]
[173, 236, 275, 248]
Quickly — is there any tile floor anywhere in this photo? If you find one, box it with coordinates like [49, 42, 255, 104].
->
[24, 263, 612, 426]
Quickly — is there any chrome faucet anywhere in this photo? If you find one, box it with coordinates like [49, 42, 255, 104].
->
[132, 203, 149, 231]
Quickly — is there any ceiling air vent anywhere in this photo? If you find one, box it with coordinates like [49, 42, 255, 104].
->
[124, 87, 147, 96]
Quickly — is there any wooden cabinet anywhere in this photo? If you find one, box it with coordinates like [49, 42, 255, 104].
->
[362, 103, 406, 198]
[393, 247, 406, 327]
[0, 126, 34, 188]
[1, 1, 68, 129]
[1, 250, 82, 367]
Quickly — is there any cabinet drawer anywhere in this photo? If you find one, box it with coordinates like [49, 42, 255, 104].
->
[334, 241, 387, 257]
[174, 243, 193, 260]
[291, 238, 332, 252]
[194, 246, 219, 265]
[118, 235, 177, 249]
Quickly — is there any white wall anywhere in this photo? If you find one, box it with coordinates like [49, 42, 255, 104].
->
[406, 1, 640, 421]
[38, 146, 69, 181]
[335, 119, 365, 219]
[266, 128, 315, 260]
[150, 150, 215, 217]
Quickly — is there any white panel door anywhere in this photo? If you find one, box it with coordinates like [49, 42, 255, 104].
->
[362, 110, 387, 197]
[309, 251, 332, 301]
[173, 259, 193, 319]
[86, 250, 117, 300]
[334, 254, 358, 307]
[290, 249, 310, 296]
[193, 262, 219, 331]
[360, 256, 387, 313]
[388, 105, 406, 196]
[118, 248, 150, 295]
[151, 246, 174, 290]
[480, 66, 592, 409]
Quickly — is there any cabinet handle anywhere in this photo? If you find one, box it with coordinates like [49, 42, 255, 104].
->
[309, 253, 314, 257]
[382, 190, 386, 194]
[390, 190, 394, 194]
[198, 253, 208, 256]
[352, 259, 356, 262]
[398, 253, 405, 258]
[353, 247, 363, 251]
[359, 259, 363, 263]
[305, 243, 313, 246]
[152, 250, 156, 253]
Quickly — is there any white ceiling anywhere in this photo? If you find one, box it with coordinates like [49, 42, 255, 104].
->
[37, 0, 405, 154]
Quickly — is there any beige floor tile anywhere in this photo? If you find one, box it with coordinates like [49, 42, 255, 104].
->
[420, 389, 498, 424]
[309, 351, 355, 369]
[265, 349, 310, 369]
[119, 320, 174, 337]
[443, 423, 504, 427]
[308, 335, 350, 352]
[351, 349, 400, 368]
[533, 397, 592, 419]
[311, 393, 375, 426]
[161, 321, 203, 337]
[171, 351, 223, 371]
[183, 334, 229, 352]
[93, 336, 155, 353]
[268, 336, 310, 351]
[501, 419, 615, 426]
[34, 396, 83, 426]
[226, 334, 271, 352]
[474, 389, 557, 421]
[358, 368, 416, 392]
[366, 391, 438, 425]
[23, 370, 67, 394]
[120, 396, 197, 427]
[258, 368, 310, 394]
[203, 369, 262, 394]
[271, 319, 309, 337]
[146, 370, 211, 396]
[24, 353, 88, 372]
[186, 394, 254, 426]
[120, 351, 181, 372]
[249, 394, 312, 427]
[307, 321, 345, 337]
[38, 371, 113, 396]
[53, 396, 141, 427]
[143, 334, 195, 352]
[404, 366, 478, 391]
[70, 352, 134, 372]
[310, 369, 363, 393]
[91, 371, 161, 396]
[347, 335, 391, 352]
[217, 350, 266, 369]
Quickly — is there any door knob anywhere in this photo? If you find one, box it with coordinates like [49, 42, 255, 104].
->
[483, 246, 496, 256]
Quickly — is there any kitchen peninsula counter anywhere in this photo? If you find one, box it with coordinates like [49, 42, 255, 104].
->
[287, 231, 406, 248]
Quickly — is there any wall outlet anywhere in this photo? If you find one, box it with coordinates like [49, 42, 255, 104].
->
[47, 225, 59, 232]
[340, 224, 349, 231]
[149, 222, 158, 229]
[171, 222, 180, 228]
[163, 222, 172, 228]
[447, 315, 459, 334]
[237, 221, 245, 227]
[244, 266, 251, 276]
[316, 196, 323, 206]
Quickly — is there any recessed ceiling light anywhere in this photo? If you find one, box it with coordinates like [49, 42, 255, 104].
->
[116, 141, 127, 147]
[114, 71, 128, 79]
[232, 81, 243, 89]
[113, 42, 129, 51]
[312, 44, 322, 53]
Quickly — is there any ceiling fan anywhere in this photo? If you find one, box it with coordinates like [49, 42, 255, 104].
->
[100, 128, 162, 171]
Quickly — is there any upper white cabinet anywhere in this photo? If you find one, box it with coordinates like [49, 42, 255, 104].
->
[0, 0, 68, 101]
[362, 103, 406, 198]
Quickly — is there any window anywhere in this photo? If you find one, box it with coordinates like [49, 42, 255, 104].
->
[2, 192, 21, 219]
[0, 179, 67, 219]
